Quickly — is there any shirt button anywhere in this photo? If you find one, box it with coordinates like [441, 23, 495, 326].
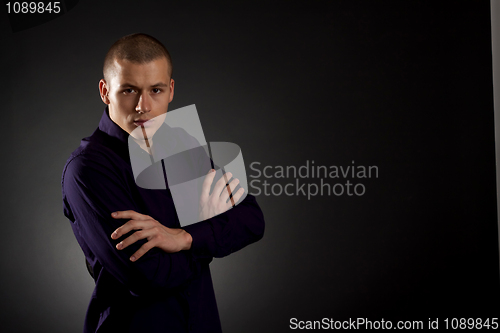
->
[187, 291, 192, 296]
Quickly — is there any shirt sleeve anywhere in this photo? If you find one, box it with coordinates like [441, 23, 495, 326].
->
[183, 193, 265, 259]
[62, 151, 203, 297]
[163, 127, 266, 260]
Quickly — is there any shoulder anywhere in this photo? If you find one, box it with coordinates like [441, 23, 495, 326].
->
[62, 139, 126, 190]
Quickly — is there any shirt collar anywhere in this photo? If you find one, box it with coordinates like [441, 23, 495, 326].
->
[98, 106, 130, 144]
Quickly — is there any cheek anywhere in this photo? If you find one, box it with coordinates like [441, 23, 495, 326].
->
[113, 95, 135, 109]
[164, 93, 172, 106]
[149, 96, 168, 112]
[110, 97, 135, 121]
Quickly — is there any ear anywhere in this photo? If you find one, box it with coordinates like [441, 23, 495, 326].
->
[99, 79, 111, 105]
[169, 78, 175, 103]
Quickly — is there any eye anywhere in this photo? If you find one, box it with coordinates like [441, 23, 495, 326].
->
[152, 88, 162, 94]
[123, 88, 136, 94]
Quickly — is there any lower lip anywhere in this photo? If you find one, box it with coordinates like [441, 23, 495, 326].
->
[134, 121, 152, 127]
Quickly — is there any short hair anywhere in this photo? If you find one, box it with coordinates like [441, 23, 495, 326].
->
[103, 33, 173, 83]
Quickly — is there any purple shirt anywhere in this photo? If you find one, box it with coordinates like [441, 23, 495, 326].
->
[61, 107, 265, 333]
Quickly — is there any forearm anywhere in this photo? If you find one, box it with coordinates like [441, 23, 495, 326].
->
[184, 194, 265, 259]
[63, 155, 204, 297]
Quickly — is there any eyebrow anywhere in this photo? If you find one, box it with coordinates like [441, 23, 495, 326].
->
[119, 82, 169, 88]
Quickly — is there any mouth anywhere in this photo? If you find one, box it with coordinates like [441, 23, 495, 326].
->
[133, 119, 153, 127]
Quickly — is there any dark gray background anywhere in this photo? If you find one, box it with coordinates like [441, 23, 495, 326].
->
[1, 0, 499, 332]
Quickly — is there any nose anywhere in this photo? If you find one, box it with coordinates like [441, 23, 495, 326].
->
[136, 92, 151, 114]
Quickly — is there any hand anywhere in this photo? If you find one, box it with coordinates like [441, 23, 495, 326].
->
[199, 169, 245, 221]
[110, 210, 192, 262]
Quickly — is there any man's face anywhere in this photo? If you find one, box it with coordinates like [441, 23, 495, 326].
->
[99, 57, 174, 140]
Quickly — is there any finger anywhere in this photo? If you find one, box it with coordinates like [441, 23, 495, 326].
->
[201, 169, 216, 202]
[220, 178, 240, 203]
[116, 229, 151, 250]
[227, 187, 245, 207]
[130, 241, 156, 262]
[212, 172, 232, 199]
[111, 219, 150, 239]
[111, 210, 150, 220]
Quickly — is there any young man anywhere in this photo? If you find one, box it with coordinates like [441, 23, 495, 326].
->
[61, 33, 265, 333]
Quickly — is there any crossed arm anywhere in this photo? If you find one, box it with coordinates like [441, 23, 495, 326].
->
[63, 153, 264, 296]
[111, 169, 246, 262]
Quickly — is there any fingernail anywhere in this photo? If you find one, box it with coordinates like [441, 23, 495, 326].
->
[116, 243, 122, 249]
[111, 232, 117, 238]
[210, 169, 215, 173]
[112, 212, 117, 217]
[130, 256, 136, 261]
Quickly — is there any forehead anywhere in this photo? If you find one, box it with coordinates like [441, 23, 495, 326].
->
[110, 57, 170, 85]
